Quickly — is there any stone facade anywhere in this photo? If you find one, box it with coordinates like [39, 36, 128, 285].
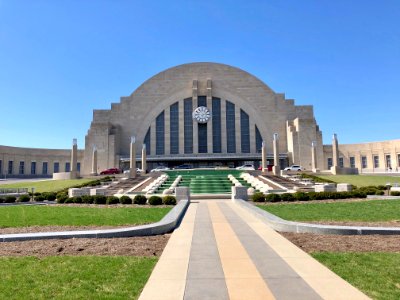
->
[0, 145, 84, 177]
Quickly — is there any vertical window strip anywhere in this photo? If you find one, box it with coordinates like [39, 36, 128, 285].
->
[255, 126, 263, 153]
[240, 109, 250, 153]
[156, 111, 165, 155]
[212, 98, 221, 153]
[170, 102, 179, 154]
[144, 128, 151, 155]
[226, 101, 236, 153]
[184, 98, 193, 154]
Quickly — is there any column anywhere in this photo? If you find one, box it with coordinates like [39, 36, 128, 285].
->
[90, 145, 98, 176]
[141, 144, 147, 175]
[273, 133, 280, 175]
[332, 133, 339, 168]
[129, 136, 136, 178]
[311, 141, 318, 172]
[261, 141, 267, 174]
[71, 138, 78, 172]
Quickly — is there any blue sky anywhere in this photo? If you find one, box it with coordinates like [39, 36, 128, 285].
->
[0, 0, 399, 149]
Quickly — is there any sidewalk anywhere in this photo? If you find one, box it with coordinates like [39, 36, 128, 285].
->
[139, 200, 370, 300]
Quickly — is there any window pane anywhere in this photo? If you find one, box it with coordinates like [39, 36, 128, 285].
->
[255, 126, 263, 153]
[8, 161, 13, 175]
[54, 162, 59, 173]
[361, 156, 367, 168]
[327, 158, 333, 168]
[31, 162, 36, 175]
[144, 128, 151, 155]
[350, 157, 355, 168]
[42, 162, 48, 175]
[65, 162, 71, 172]
[19, 161, 24, 175]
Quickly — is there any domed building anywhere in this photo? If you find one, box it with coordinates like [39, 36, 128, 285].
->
[0, 62, 399, 177]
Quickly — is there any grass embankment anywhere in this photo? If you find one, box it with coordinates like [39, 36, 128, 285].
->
[0, 178, 94, 193]
[258, 199, 400, 222]
[0, 256, 156, 300]
[312, 252, 400, 300]
[0, 206, 171, 228]
[317, 175, 400, 187]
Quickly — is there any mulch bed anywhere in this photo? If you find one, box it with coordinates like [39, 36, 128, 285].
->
[281, 232, 400, 252]
[0, 235, 170, 257]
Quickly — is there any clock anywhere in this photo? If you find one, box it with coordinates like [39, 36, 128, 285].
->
[192, 106, 211, 123]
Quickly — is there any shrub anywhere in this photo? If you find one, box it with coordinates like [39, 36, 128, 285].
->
[42, 192, 57, 201]
[73, 196, 83, 204]
[390, 191, 400, 196]
[119, 195, 132, 205]
[18, 194, 31, 202]
[133, 194, 147, 205]
[265, 193, 281, 202]
[294, 192, 309, 201]
[33, 192, 41, 196]
[280, 193, 295, 202]
[0, 197, 5, 203]
[34, 195, 45, 202]
[163, 195, 177, 205]
[252, 192, 265, 202]
[148, 195, 162, 205]
[93, 195, 107, 204]
[5, 196, 17, 203]
[375, 190, 384, 195]
[106, 196, 119, 205]
[56, 193, 68, 203]
[64, 197, 75, 204]
[350, 190, 367, 198]
[377, 185, 387, 190]
[82, 195, 94, 204]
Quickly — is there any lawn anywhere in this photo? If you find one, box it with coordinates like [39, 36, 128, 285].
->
[0, 256, 156, 300]
[0, 178, 94, 193]
[312, 252, 400, 300]
[317, 174, 400, 187]
[0, 206, 171, 228]
[257, 199, 400, 222]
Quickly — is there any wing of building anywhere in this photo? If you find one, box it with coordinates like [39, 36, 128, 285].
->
[0, 62, 399, 177]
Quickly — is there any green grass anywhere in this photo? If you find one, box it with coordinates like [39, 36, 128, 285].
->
[0, 256, 157, 300]
[312, 252, 400, 300]
[0, 206, 171, 228]
[257, 199, 400, 222]
[317, 175, 400, 187]
[0, 178, 94, 193]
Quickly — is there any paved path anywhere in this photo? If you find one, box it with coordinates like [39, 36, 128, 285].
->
[139, 200, 370, 300]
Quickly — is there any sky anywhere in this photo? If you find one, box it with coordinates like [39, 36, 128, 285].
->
[0, 0, 399, 149]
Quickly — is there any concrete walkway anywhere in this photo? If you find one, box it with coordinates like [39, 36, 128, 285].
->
[139, 200, 370, 300]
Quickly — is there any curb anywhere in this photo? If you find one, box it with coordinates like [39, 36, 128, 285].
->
[0, 200, 190, 242]
[233, 199, 400, 235]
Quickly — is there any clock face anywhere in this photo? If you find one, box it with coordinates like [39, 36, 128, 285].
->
[192, 106, 211, 123]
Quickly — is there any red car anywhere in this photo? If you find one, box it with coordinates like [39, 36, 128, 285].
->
[100, 168, 121, 175]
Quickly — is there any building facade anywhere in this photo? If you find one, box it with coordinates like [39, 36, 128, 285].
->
[0, 62, 398, 177]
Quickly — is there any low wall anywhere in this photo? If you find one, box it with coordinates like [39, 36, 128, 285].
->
[52, 171, 79, 180]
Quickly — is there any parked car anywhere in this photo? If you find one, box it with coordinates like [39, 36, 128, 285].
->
[236, 164, 255, 170]
[100, 168, 121, 175]
[284, 165, 304, 171]
[173, 164, 192, 169]
[150, 166, 170, 172]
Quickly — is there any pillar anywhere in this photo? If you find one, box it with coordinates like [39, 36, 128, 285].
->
[261, 141, 267, 174]
[273, 133, 280, 175]
[311, 141, 319, 172]
[71, 138, 78, 172]
[332, 133, 339, 167]
[90, 145, 98, 176]
[129, 136, 136, 178]
[141, 144, 147, 175]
